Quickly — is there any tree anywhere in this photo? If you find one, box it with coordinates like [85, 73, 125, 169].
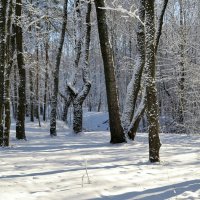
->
[15, 0, 26, 140]
[95, 0, 126, 143]
[145, 0, 161, 162]
[4, 0, 15, 146]
[0, 0, 8, 146]
[50, 0, 68, 136]
[73, 0, 92, 133]
[121, 0, 145, 140]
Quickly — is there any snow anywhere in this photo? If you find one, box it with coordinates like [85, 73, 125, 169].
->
[0, 113, 200, 200]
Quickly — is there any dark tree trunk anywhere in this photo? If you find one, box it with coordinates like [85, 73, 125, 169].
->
[50, 0, 68, 136]
[30, 68, 34, 122]
[178, 0, 185, 131]
[35, 46, 41, 127]
[73, 83, 91, 133]
[95, 0, 126, 143]
[13, 63, 18, 120]
[127, 90, 146, 140]
[16, 0, 26, 140]
[43, 41, 49, 122]
[62, 95, 72, 122]
[0, 0, 8, 146]
[145, 0, 161, 162]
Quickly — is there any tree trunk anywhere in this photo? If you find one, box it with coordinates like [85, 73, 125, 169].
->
[4, 0, 14, 146]
[13, 63, 18, 120]
[95, 0, 126, 143]
[62, 0, 82, 123]
[35, 46, 41, 127]
[0, 0, 7, 146]
[16, 0, 26, 140]
[50, 0, 68, 136]
[145, 0, 161, 162]
[73, 0, 92, 133]
[73, 83, 91, 133]
[62, 95, 72, 122]
[127, 90, 146, 140]
[121, 0, 145, 135]
[43, 41, 49, 122]
[178, 0, 185, 132]
[29, 68, 34, 122]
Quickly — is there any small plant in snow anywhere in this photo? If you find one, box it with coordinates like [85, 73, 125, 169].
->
[82, 159, 91, 187]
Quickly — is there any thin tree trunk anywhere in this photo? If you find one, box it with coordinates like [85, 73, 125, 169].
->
[145, 0, 161, 162]
[13, 62, 18, 120]
[0, 0, 8, 146]
[29, 68, 34, 122]
[95, 0, 126, 143]
[50, 0, 68, 136]
[28, 1, 34, 122]
[124, 0, 169, 140]
[178, 0, 185, 131]
[121, 0, 145, 135]
[35, 46, 41, 126]
[43, 38, 49, 122]
[4, 0, 14, 146]
[155, 0, 169, 54]
[16, 0, 26, 140]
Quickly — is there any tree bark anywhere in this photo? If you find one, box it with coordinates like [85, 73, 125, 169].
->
[43, 35, 49, 122]
[29, 68, 34, 122]
[155, 0, 169, 54]
[95, 0, 126, 143]
[16, 0, 26, 140]
[50, 0, 68, 136]
[177, 0, 185, 131]
[0, 0, 8, 146]
[4, 0, 14, 146]
[73, 0, 92, 133]
[62, 0, 82, 123]
[121, 0, 145, 135]
[73, 83, 91, 133]
[145, 0, 161, 162]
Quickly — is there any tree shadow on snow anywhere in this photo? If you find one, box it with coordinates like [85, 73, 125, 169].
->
[92, 179, 200, 200]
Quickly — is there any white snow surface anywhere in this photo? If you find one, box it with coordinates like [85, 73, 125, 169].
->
[0, 112, 200, 200]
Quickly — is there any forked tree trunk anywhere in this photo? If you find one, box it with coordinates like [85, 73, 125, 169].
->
[73, 1, 92, 133]
[95, 0, 126, 143]
[121, 0, 145, 138]
[50, 0, 68, 136]
[73, 83, 91, 133]
[62, 0, 82, 123]
[16, 0, 26, 140]
[145, 0, 161, 162]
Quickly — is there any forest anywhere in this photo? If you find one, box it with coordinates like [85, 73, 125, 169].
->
[0, 0, 200, 199]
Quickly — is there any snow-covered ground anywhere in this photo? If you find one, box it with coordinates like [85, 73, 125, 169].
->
[0, 113, 200, 200]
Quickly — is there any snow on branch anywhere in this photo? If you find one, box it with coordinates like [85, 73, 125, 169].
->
[99, 6, 144, 26]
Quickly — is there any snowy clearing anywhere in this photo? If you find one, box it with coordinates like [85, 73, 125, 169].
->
[0, 118, 200, 200]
